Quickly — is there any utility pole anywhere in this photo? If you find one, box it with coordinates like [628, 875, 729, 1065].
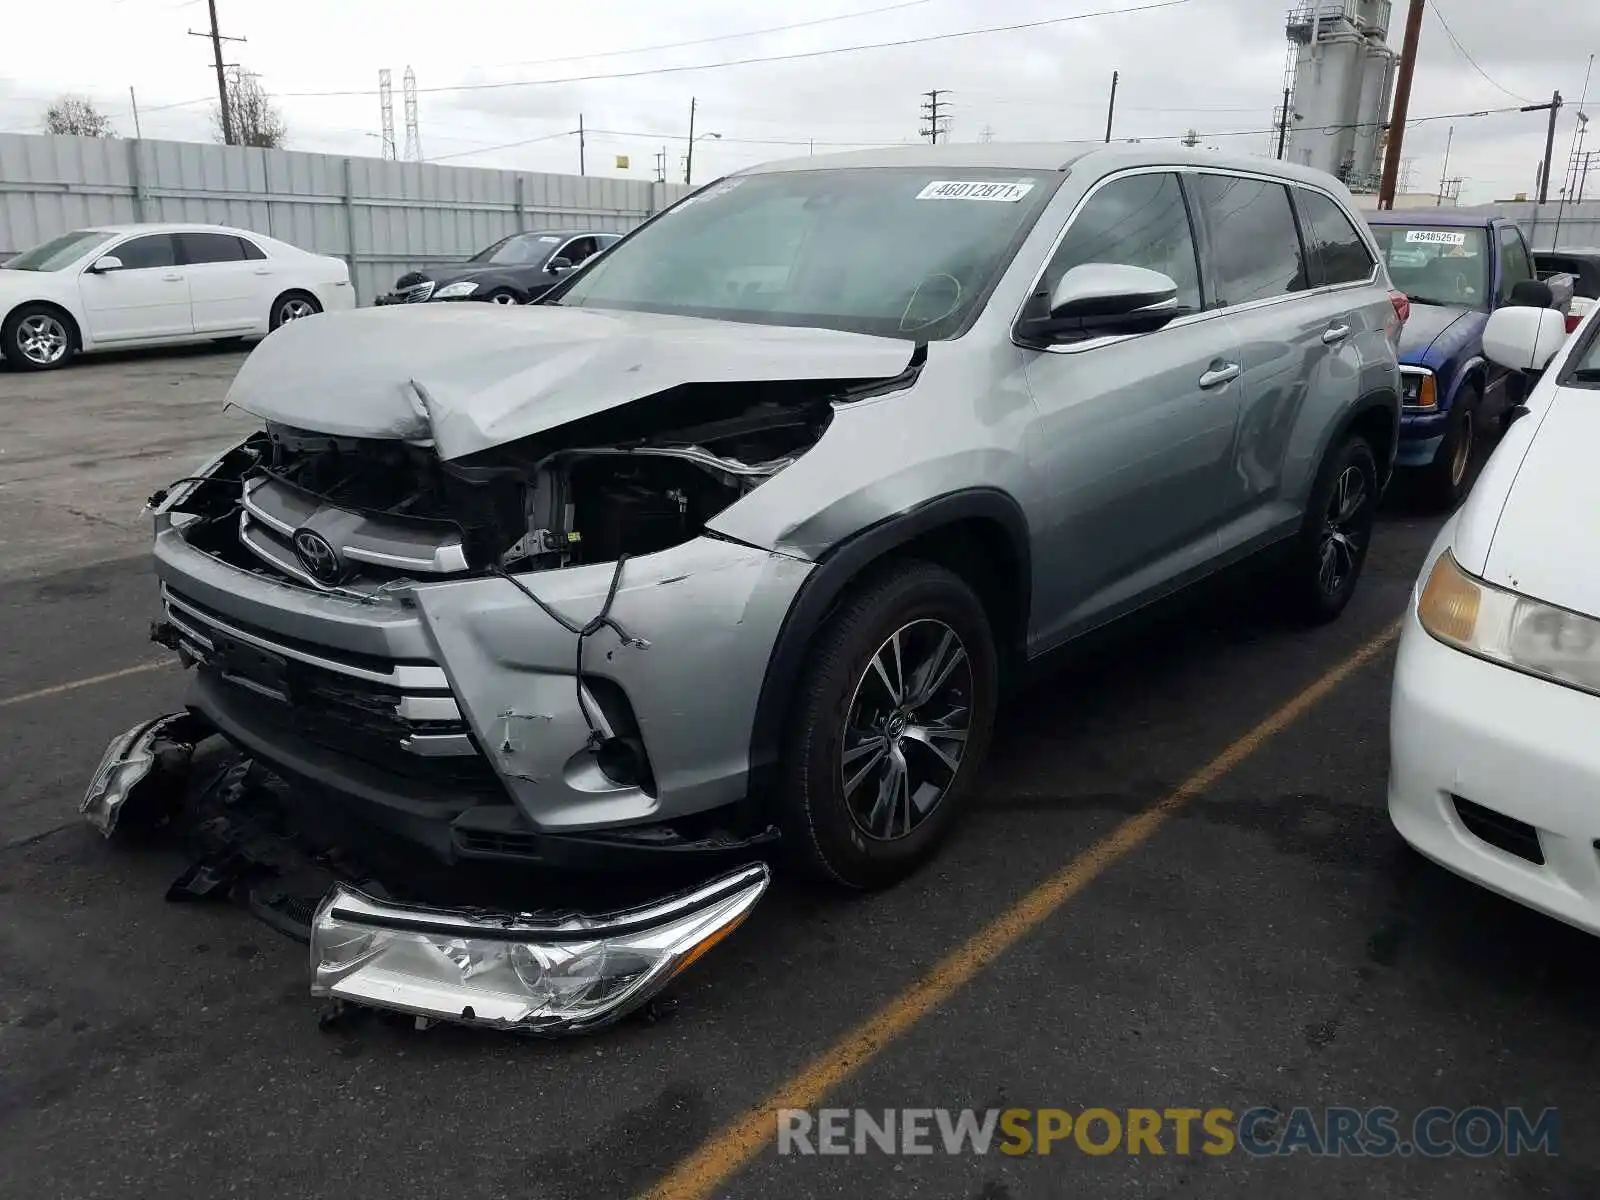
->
[653, 146, 666, 183]
[685, 97, 696, 184]
[1276, 86, 1291, 159]
[920, 89, 950, 143]
[578, 113, 586, 175]
[1104, 71, 1119, 143]
[189, 0, 244, 145]
[1436, 125, 1453, 205]
[129, 86, 142, 139]
[1576, 149, 1599, 203]
[1524, 91, 1564, 204]
[1378, 0, 1425, 209]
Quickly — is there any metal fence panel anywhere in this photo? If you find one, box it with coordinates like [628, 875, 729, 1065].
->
[1451, 201, 1600, 252]
[0, 132, 691, 304]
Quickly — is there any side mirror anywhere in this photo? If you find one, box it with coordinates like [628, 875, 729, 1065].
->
[1018, 263, 1181, 343]
[89, 255, 124, 273]
[548, 257, 574, 275]
[1483, 305, 1569, 373]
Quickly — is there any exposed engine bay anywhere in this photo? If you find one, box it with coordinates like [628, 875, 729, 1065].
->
[162, 380, 849, 590]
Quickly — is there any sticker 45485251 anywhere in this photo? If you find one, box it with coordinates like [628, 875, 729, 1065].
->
[1404, 229, 1468, 246]
[916, 180, 1036, 202]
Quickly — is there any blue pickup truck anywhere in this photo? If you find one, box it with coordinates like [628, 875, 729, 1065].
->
[1366, 210, 1572, 507]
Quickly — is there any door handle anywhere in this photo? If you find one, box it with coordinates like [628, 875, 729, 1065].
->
[253, 268, 273, 275]
[1322, 324, 1351, 344]
[162, 273, 183, 282]
[1198, 362, 1241, 389]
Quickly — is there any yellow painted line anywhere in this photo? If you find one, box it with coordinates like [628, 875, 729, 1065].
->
[643, 618, 1404, 1200]
[0, 660, 173, 710]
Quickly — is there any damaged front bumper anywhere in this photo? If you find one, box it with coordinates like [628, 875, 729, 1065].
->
[83, 715, 770, 1036]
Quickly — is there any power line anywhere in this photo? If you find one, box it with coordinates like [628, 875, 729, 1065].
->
[1427, 1, 1535, 106]
[467, 0, 945, 73]
[274, 1, 1193, 99]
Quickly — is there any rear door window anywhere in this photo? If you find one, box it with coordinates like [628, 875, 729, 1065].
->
[177, 232, 248, 264]
[1295, 189, 1376, 287]
[1192, 174, 1309, 307]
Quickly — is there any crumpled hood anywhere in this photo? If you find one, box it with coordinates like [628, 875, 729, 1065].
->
[1477, 381, 1600, 616]
[1397, 303, 1476, 365]
[224, 303, 916, 460]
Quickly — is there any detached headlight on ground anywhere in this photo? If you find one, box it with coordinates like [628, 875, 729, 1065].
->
[310, 862, 769, 1034]
[1418, 549, 1600, 697]
[432, 281, 479, 299]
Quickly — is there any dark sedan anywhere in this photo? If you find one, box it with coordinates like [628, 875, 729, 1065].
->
[375, 229, 622, 306]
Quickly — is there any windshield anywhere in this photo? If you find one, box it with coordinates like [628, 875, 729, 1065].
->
[555, 168, 1059, 340]
[1370, 225, 1489, 309]
[4, 229, 113, 272]
[470, 232, 563, 266]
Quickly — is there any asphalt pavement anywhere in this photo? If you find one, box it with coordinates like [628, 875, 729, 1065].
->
[2, 349, 1596, 1200]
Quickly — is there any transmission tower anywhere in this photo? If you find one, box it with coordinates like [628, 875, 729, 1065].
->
[978, 124, 995, 143]
[1182, 129, 1201, 147]
[402, 66, 422, 162]
[378, 69, 396, 160]
[920, 89, 951, 144]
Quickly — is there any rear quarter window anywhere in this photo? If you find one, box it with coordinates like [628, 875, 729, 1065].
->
[1295, 189, 1376, 287]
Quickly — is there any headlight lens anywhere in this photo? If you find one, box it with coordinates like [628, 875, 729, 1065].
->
[433, 280, 479, 299]
[1400, 370, 1437, 410]
[309, 863, 768, 1034]
[1418, 550, 1600, 696]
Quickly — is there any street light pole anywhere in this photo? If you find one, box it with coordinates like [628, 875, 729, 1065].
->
[685, 97, 696, 185]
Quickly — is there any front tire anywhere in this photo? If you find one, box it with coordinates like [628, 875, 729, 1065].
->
[483, 288, 521, 306]
[1417, 385, 1478, 510]
[777, 562, 998, 889]
[1278, 434, 1379, 625]
[2, 304, 76, 371]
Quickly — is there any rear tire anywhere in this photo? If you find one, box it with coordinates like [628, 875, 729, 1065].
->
[1417, 384, 1478, 510]
[1278, 434, 1379, 625]
[2, 303, 76, 371]
[269, 291, 321, 331]
[777, 562, 998, 890]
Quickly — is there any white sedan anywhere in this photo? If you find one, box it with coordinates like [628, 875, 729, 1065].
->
[1389, 298, 1600, 933]
[0, 223, 353, 370]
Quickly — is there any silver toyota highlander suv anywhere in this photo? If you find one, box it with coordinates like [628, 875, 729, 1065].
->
[135, 142, 1402, 896]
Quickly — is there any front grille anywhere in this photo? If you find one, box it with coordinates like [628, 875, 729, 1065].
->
[1452, 795, 1544, 865]
[402, 280, 435, 303]
[161, 584, 486, 774]
[236, 473, 470, 590]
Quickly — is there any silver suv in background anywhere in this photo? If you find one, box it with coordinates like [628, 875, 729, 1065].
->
[137, 143, 1401, 899]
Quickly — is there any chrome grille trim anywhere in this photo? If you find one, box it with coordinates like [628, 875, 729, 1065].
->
[161, 586, 450, 691]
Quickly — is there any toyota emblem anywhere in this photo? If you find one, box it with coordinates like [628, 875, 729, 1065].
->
[292, 528, 345, 585]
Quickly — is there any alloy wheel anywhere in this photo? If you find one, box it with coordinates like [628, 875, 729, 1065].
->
[1450, 409, 1474, 489]
[279, 298, 316, 323]
[840, 619, 973, 841]
[17, 314, 68, 366]
[1317, 464, 1371, 597]
[489, 291, 518, 305]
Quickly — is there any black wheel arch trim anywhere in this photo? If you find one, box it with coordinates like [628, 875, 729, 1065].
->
[1331, 386, 1400, 485]
[744, 486, 1031, 802]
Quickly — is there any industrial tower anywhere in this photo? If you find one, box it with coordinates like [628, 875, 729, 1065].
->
[1277, 0, 1398, 192]
[378, 69, 396, 160]
[402, 66, 422, 162]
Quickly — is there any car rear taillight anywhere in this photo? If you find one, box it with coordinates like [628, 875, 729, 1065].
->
[1389, 290, 1411, 325]
[1568, 312, 1583, 335]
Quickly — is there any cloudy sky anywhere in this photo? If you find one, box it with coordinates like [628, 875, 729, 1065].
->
[3, 0, 1598, 204]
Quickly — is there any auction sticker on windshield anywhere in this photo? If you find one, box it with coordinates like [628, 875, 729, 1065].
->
[1405, 229, 1468, 246]
[916, 180, 1036, 202]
